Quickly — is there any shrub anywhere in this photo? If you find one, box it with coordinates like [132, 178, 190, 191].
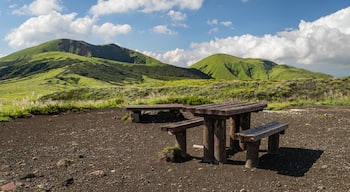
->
[160, 146, 183, 163]
[26, 104, 83, 115]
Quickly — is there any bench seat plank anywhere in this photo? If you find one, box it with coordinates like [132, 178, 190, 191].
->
[161, 118, 204, 134]
[236, 122, 288, 142]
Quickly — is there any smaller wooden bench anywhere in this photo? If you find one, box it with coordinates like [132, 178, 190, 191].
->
[236, 121, 288, 168]
[161, 118, 204, 157]
[125, 104, 184, 123]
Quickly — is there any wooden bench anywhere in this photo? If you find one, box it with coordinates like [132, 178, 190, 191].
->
[125, 104, 184, 122]
[161, 118, 204, 157]
[236, 122, 288, 168]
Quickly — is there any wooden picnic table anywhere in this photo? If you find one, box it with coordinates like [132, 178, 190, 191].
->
[183, 101, 267, 164]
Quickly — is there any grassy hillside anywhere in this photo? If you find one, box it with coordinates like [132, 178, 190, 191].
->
[0, 39, 160, 64]
[0, 40, 209, 82]
[0, 52, 209, 82]
[190, 54, 332, 80]
[0, 39, 210, 121]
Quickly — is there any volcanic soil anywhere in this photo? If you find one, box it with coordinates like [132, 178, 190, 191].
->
[1, 107, 350, 191]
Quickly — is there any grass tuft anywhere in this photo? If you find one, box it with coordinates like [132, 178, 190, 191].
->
[160, 146, 183, 163]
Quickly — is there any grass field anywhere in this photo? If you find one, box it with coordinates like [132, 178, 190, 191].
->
[1, 76, 350, 121]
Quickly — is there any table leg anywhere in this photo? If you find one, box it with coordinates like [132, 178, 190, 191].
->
[229, 115, 241, 152]
[131, 110, 141, 123]
[214, 117, 226, 164]
[240, 113, 251, 150]
[203, 117, 214, 163]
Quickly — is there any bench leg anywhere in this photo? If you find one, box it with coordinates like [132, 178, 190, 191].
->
[268, 133, 280, 154]
[175, 131, 187, 158]
[245, 140, 260, 168]
[131, 110, 141, 123]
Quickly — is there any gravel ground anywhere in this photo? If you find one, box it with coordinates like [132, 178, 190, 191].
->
[1, 107, 350, 192]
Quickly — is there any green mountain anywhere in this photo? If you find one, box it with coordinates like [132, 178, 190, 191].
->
[0, 39, 332, 85]
[190, 54, 332, 80]
[0, 39, 209, 82]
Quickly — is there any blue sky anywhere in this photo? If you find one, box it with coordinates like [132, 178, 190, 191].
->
[1, 0, 350, 77]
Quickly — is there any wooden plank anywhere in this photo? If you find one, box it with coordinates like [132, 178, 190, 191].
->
[183, 102, 267, 117]
[218, 103, 267, 116]
[161, 118, 204, 133]
[236, 122, 288, 142]
[268, 134, 280, 154]
[213, 118, 226, 164]
[229, 115, 241, 151]
[183, 102, 249, 115]
[209, 103, 266, 116]
[203, 117, 214, 163]
[183, 101, 238, 111]
[239, 113, 251, 150]
[125, 104, 184, 111]
[213, 102, 259, 112]
[245, 141, 260, 168]
[130, 110, 141, 123]
[175, 131, 187, 158]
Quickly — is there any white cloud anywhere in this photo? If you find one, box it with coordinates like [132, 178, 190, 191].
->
[90, 0, 204, 15]
[144, 48, 194, 66]
[207, 19, 218, 26]
[144, 7, 350, 76]
[93, 23, 132, 41]
[152, 25, 177, 35]
[208, 27, 219, 34]
[5, 12, 131, 48]
[220, 21, 233, 27]
[168, 10, 187, 21]
[9, 4, 18, 9]
[172, 23, 188, 28]
[12, 0, 63, 16]
[208, 19, 232, 27]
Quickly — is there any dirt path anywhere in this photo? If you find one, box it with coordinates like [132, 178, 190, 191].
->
[1, 107, 350, 191]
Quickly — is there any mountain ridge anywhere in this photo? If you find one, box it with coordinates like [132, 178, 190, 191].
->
[0, 39, 160, 64]
[190, 53, 332, 80]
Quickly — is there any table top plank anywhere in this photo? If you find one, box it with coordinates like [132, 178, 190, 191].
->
[185, 101, 242, 110]
[125, 104, 184, 111]
[184, 101, 247, 111]
[183, 101, 267, 117]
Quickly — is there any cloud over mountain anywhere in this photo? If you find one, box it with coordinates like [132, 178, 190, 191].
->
[148, 7, 350, 76]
